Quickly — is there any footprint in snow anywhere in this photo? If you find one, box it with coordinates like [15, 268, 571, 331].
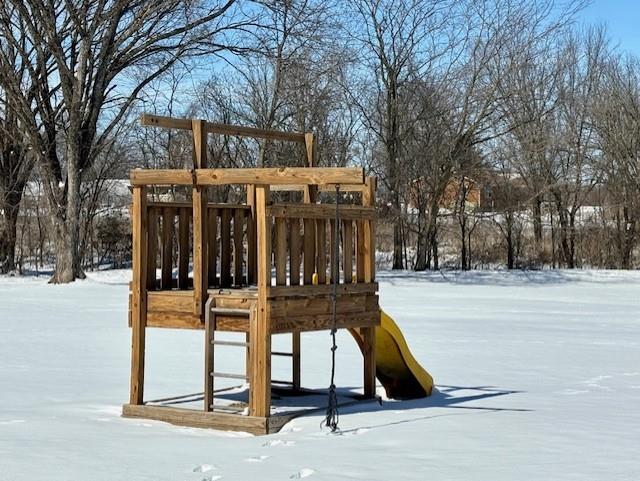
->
[290, 468, 315, 479]
[244, 455, 269, 463]
[0, 419, 25, 425]
[262, 439, 295, 447]
[201, 476, 222, 481]
[193, 464, 216, 473]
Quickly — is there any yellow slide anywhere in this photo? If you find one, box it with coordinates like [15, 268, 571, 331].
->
[351, 310, 434, 399]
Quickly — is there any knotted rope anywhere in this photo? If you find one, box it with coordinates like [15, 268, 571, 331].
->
[322, 184, 341, 433]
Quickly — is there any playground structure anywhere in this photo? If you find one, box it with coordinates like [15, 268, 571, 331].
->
[123, 114, 433, 434]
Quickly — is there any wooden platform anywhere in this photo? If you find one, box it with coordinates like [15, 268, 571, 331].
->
[122, 404, 294, 435]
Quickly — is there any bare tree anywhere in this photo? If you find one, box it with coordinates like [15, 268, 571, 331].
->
[0, 0, 246, 282]
[0, 25, 36, 273]
[593, 53, 640, 268]
[346, 0, 454, 269]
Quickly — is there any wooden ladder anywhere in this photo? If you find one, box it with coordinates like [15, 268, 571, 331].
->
[204, 298, 298, 414]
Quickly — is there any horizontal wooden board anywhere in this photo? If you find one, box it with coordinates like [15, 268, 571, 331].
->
[267, 283, 378, 298]
[146, 311, 203, 329]
[130, 169, 193, 185]
[130, 168, 364, 186]
[270, 310, 380, 334]
[147, 201, 251, 211]
[140, 114, 307, 144]
[270, 184, 368, 193]
[267, 204, 374, 220]
[196, 168, 364, 186]
[269, 294, 378, 318]
[147, 291, 194, 313]
[122, 403, 295, 435]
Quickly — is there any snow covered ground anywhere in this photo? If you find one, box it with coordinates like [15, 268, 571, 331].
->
[1, 269, 639, 481]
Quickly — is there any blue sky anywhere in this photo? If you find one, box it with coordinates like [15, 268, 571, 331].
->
[579, 1, 640, 55]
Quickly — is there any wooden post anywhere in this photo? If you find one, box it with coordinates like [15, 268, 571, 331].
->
[363, 177, 376, 283]
[130, 186, 148, 405]
[251, 185, 271, 417]
[304, 132, 314, 167]
[204, 299, 215, 412]
[192, 119, 208, 316]
[362, 176, 376, 398]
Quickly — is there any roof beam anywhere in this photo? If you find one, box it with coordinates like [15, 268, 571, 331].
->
[130, 167, 365, 187]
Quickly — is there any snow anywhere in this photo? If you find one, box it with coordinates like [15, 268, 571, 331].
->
[1, 269, 640, 480]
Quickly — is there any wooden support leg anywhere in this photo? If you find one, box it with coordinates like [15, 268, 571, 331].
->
[204, 297, 215, 412]
[129, 316, 146, 405]
[362, 326, 376, 399]
[249, 305, 271, 417]
[130, 185, 147, 405]
[292, 331, 301, 391]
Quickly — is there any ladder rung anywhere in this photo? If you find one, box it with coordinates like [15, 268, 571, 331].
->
[271, 351, 293, 357]
[271, 379, 294, 385]
[210, 307, 251, 316]
[211, 340, 249, 347]
[211, 371, 249, 380]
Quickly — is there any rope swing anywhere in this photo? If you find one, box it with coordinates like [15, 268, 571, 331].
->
[322, 184, 341, 433]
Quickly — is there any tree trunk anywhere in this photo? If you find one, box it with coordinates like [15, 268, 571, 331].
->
[506, 213, 514, 270]
[49, 155, 85, 283]
[532, 196, 543, 266]
[414, 208, 429, 271]
[392, 218, 404, 270]
[0, 189, 22, 273]
[620, 207, 636, 269]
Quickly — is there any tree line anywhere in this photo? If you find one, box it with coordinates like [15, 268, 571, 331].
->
[1, 0, 638, 282]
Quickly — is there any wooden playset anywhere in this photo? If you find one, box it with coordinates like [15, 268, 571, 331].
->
[123, 114, 432, 435]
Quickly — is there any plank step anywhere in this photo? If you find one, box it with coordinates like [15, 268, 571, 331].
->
[212, 340, 249, 347]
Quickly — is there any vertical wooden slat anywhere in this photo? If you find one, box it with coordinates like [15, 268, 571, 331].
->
[356, 220, 365, 283]
[289, 218, 301, 286]
[233, 209, 244, 286]
[178, 207, 189, 289]
[130, 186, 147, 405]
[329, 219, 337, 283]
[251, 185, 271, 418]
[303, 218, 315, 285]
[316, 219, 326, 284]
[146, 207, 157, 290]
[208, 208, 218, 287]
[220, 208, 232, 287]
[275, 217, 287, 286]
[192, 118, 208, 317]
[161, 208, 174, 290]
[343, 220, 353, 283]
[363, 177, 376, 283]
[247, 185, 257, 285]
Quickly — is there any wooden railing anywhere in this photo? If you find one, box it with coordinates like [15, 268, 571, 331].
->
[146, 201, 255, 291]
[268, 204, 375, 287]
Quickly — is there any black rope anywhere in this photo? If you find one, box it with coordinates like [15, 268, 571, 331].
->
[322, 184, 341, 433]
